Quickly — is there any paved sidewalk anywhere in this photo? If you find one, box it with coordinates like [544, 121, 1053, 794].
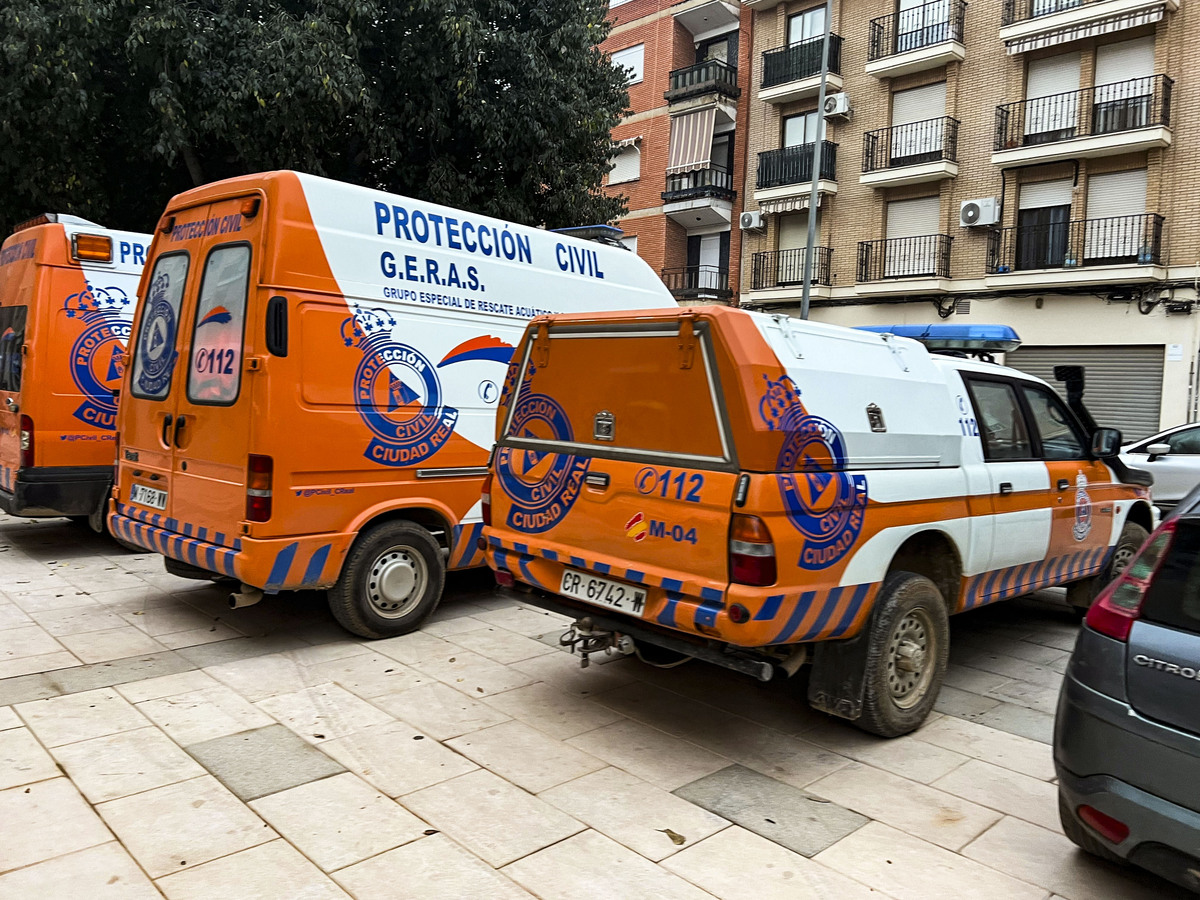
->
[0, 515, 1188, 899]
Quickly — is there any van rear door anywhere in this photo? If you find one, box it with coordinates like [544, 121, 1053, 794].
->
[495, 317, 739, 598]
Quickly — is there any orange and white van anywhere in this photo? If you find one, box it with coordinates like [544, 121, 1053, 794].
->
[109, 171, 675, 637]
[481, 308, 1155, 736]
[0, 215, 150, 530]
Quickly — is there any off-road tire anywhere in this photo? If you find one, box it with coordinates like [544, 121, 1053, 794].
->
[327, 520, 444, 639]
[1058, 792, 1127, 866]
[1066, 521, 1150, 613]
[856, 571, 950, 738]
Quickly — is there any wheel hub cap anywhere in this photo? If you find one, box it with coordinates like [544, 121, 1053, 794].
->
[886, 608, 934, 709]
[367, 547, 427, 618]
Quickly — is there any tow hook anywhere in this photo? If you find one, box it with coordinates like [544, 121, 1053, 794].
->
[560, 617, 635, 668]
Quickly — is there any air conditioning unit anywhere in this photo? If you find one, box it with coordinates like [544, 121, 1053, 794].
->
[960, 197, 1001, 228]
[740, 210, 766, 233]
[823, 93, 852, 120]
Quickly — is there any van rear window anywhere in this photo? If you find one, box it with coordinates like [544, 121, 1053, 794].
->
[0, 306, 27, 392]
[131, 253, 190, 400]
[508, 328, 727, 462]
[1142, 519, 1200, 635]
[187, 244, 251, 405]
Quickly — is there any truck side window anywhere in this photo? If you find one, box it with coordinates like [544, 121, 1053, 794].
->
[966, 378, 1033, 461]
[187, 244, 251, 405]
[0, 306, 27, 392]
[130, 253, 190, 400]
[1021, 385, 1085, 460]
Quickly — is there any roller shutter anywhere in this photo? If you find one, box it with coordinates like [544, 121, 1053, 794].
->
[1004, 344, 1164, 440]
[1025, 52, 1081, 139]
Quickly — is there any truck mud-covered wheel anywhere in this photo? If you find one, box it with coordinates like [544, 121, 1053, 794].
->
[1066, 520, 1149, 613]
[857, 571, 949, 738]
[328, 521, 445, 639]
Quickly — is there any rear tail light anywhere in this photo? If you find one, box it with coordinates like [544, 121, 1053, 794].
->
[1078, 805, 1130, 845]
[246, 454, 273, 522]
[730, 514, 776, 587]
[18, 415, 33, 468]
[495, 570, 514, 587]
[1086, 521, 1173, 641]
[481, 472, 493, 528]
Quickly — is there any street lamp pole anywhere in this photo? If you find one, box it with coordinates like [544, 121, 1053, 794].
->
[800, 0, 834, 320]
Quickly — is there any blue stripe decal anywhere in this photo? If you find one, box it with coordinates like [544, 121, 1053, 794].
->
[593, 562, 611, 575]
[214, 532, 227, 549]
[187, 538, 201, 568]
[197, 526, 208, 543]
[625, 570, 645, 584]
[979, 567, 1004, 608]
[771, 591, 815, 643]
[569, 556, 587, 569]
[222, 550, 236, 578]
[755, 594, 785, 621]
[1054, 553, 1072, 583]
[657, 594, 680, 627]
[302, 544, 332, 586]
[206, 545, 218, 573]
[166, 517, 179, 533]
[828, 584, 870, 639]
[183, 522, 193, 538]
[662, 578, 683, 594]
[494, 549, 509, 572]
[150, 513, 161, 527]
[264, 542, 299, 592]
[695, 596, 722, 630]
[700, 587, 724, 603]
[543, 549, 559, 562]
[489, 535, 503, 547]
[518, 556, 543, 589]
[799, 588, 843, 641]
[514, 542, 529, 555]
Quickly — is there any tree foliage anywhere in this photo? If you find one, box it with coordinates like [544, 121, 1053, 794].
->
[0, 0, 628, 233]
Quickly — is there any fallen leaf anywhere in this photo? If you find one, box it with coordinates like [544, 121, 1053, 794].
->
[423, 829, 439, 836]
[313, 733, 325, 740]
[657, 828, 686, 845]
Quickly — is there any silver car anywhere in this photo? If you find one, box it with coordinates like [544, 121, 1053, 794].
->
[1121, 425, 1200, 512]
[1056, 486, 1200, 891]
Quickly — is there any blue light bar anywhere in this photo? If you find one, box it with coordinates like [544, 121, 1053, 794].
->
[857, 324, 1022, 352]
[551, 224, 625, 240]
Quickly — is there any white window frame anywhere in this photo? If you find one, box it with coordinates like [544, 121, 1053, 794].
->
[612, 44, 645, 86]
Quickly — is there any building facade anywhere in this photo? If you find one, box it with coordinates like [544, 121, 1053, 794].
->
[737, 0, 1198, 438]
[602, 0, 754, 304]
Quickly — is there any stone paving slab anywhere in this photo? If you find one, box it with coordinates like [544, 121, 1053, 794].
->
[185, 724, 347, 801]
[674, 764, 867, 858]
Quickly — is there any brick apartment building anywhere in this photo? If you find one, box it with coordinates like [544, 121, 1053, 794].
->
[601, 0, 754, 304]
[728, 0, 1200, 438]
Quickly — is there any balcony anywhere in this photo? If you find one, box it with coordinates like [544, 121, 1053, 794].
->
[674, 0, 740, 37]
[662, 166, 736, 228]
[759, 36, 844, 104]
[661, 265, 733, 302]
[751, 247, 834, 291]
[857, 234, 953, 293]
[985, 213, 1165, 288]
[992, 75, 1173, 166]
[754, 142, 839, 209]
[665, 59, 740, 107]
[862, 117, 960, 187]
[867, 0, 966, 79]
[1000, 0, 1180, 55]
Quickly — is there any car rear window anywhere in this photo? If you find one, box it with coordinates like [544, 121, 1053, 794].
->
[1141, 518, 1200, 635]
[507, 327, 728, 463]
[0, 305, 27, 392]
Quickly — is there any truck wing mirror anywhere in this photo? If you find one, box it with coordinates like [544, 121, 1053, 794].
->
[1147, 442, 1171, 461]
[1091, 427, 1122, 459]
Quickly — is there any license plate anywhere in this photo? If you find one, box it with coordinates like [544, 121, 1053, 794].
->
[129, 483, 167, 511]
[559, 568, 647, 616]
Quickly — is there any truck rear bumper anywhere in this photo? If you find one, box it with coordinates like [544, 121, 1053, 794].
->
[0, 466, 110, 518]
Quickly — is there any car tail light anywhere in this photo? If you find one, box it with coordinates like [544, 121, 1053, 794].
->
[1078, 805, 1130, 845]
[19, 415, 33, 468]
[1086, 521, 1174, 641]
[495, 569, 514, 587]
[481, 472, 493, 527]
[730, 514, 776, 587]
[246, 454, 273, 522]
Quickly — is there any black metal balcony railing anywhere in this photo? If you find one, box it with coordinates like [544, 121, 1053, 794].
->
[995, 75, 1173, 151]
[1002, 0, 1107, 26]
[762, 35, 843, 89]
[756, 142, 839, 190]
[869, 0, 966, 61]
[662, 166, 736, 203]
[987, 213, 1165, 273]
[752, 248, 834, 290]
[857, 234, 952, 281]
[863, 117, 960, 173]
[661, 265, 732, 299]
[665, 59, 740, 103]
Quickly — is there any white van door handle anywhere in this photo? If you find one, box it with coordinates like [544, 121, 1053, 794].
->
[998, 482, 1013, 495]
[1057, 479, 1070, 491]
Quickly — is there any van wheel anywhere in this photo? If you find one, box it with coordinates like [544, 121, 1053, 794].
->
[328, 521, 445, 639]
[856, 571, 949, 738]
[1066, 521, 1150, 613]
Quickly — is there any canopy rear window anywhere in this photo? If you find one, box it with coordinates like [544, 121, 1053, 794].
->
[504, 322, 730, 465]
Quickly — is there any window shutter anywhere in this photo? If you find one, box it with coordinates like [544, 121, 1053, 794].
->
[608, 145, 641, 185]
[1084, 169, 1149, 259]
[1095, 37, 1154, 85]
[1019, 178, 1073, 210]
[886, 196, 941, 238]
[612, 45, 644, 84]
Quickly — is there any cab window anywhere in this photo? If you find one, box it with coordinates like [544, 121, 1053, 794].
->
[131, 253, 190, 400]
[966, 378, 1033, 460]
[1021, 385, 1085, 460]
[187, 244, 250, 405]
[0, 306, 27, 392]
[1165, 428, 1200, 455]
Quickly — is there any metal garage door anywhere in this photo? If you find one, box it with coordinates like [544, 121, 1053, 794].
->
[1005, 345, 1164, 441]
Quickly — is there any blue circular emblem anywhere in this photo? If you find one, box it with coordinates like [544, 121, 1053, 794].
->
[137, 275, 177, 396]
[354, 341, 457, 467]
[776, 413, 868, 570]
[496, 393, 589, 534]
[69, 319, 131, 429]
